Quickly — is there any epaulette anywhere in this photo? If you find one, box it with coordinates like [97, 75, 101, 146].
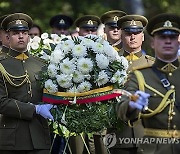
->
[145, 55, 155, 62]
[131, 55, 155, 71]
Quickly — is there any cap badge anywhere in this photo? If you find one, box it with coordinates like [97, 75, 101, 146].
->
[87, 20, 93, 25]
[59, 19, 65, 24]
[15, 20, 22, 25]
[113, 16, 119, 21]
[163, 20, 172, 28]
[130, 20, 136, 26]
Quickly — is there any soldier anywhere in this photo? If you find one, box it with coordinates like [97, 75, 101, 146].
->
[100, 10, 126, 51]
[49, 14, 73, 36]
[0, 14, 9, 54]
[0, 13, 54, 154]
[107, 15, 154, 154]
[75, 15, 101, 36]
[117, 13, 180, 154]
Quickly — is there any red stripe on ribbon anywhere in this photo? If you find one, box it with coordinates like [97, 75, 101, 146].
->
[42, 93, 122, 105]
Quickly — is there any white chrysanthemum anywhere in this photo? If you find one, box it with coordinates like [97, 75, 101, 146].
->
[60, 58, 76, 74]
[67, 86, 78, 93]
[43, 38, 54, 45]
[72, 44, 87, 57]
[53, 36, 62, 44]
[44, 79, 58, 93]
[50, 49, 64, 64]
[40, 52, 50, 61]
[118, 70, 127, 85]
[104, 44, 118, 61]
[56, 74, 73, 88]
[96, 70, 109, 86]
[73, 70, 84, 83]
[48, 64, 59, 78]
[31, 41, 40, 50]
[116, 56, 129, 70]
[111, 70, 127, 86]
[96, 54, 109, 69]
[77, 81, 92, 92]
[32, 36, 41, 43]
[92, 42, 104, 54]
[61, 39, 75, 54]
[81, 38, 95, 48]
[77, 58, 93, 74]
[51, 34, 59, 39]
[41, 32, 49, 39]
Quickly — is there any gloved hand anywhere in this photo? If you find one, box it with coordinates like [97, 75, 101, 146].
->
[35, 104, 54, 120]
[129, 91, 150, 111]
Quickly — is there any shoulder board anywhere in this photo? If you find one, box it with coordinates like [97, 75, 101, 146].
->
[131, 55, 154, 71]
[145, 55, 155, 62]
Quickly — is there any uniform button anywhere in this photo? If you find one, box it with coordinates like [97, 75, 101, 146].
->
[168, 72, 172, 76]
[23, 60, 25, 63]
[154, 93, 157, 96]
[173, 125, 177, 129]
[3, 125, 5, 127]
[170, 85, 175, 89]
[129, 61, 132, 64]
[28, 91, 31, 94]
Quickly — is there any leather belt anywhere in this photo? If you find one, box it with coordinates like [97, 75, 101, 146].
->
[144, 128, 180, 138]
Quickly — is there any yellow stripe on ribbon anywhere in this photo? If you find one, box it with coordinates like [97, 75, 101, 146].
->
[43, 85, 113, 97]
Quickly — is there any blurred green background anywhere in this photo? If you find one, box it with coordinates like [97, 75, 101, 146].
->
[0, 0, 179, 55]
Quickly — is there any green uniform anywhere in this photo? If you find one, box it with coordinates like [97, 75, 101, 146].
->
[107, 50, 154, 154]
[117, 58, 180, 154]
[0, 49, 51, 150]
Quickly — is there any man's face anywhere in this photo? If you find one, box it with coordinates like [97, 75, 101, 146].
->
[121, 31, 144, 52]
[52, 27, 69, 36]
[78, 28, 97, 36]
[7, 30, 30, 52]
[151, 33, 180, 61]
[104, 26, 121, 44]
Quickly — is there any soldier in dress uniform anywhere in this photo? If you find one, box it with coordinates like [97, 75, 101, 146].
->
[75, 15, 101, 36]
[49, 14, 73, 36]
[107, 15, 154, 154]
[0, 13, 54, 154]
[116, 13, 180, 154]
[100, 10, 126, 52]
[0, 14, 9, 54]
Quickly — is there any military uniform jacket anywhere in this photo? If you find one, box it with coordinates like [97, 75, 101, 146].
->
[0, 49, 51, 150]
[117, 58, 180, 154]
[107, 50, 154, 148]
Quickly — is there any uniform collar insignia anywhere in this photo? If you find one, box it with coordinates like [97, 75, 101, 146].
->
[163, 20, 173, 28]
[15, 53, 29, 60]
[87, 20, 93, 25]
[161, 63, 177, 72]
[16, 20, 22, 25]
